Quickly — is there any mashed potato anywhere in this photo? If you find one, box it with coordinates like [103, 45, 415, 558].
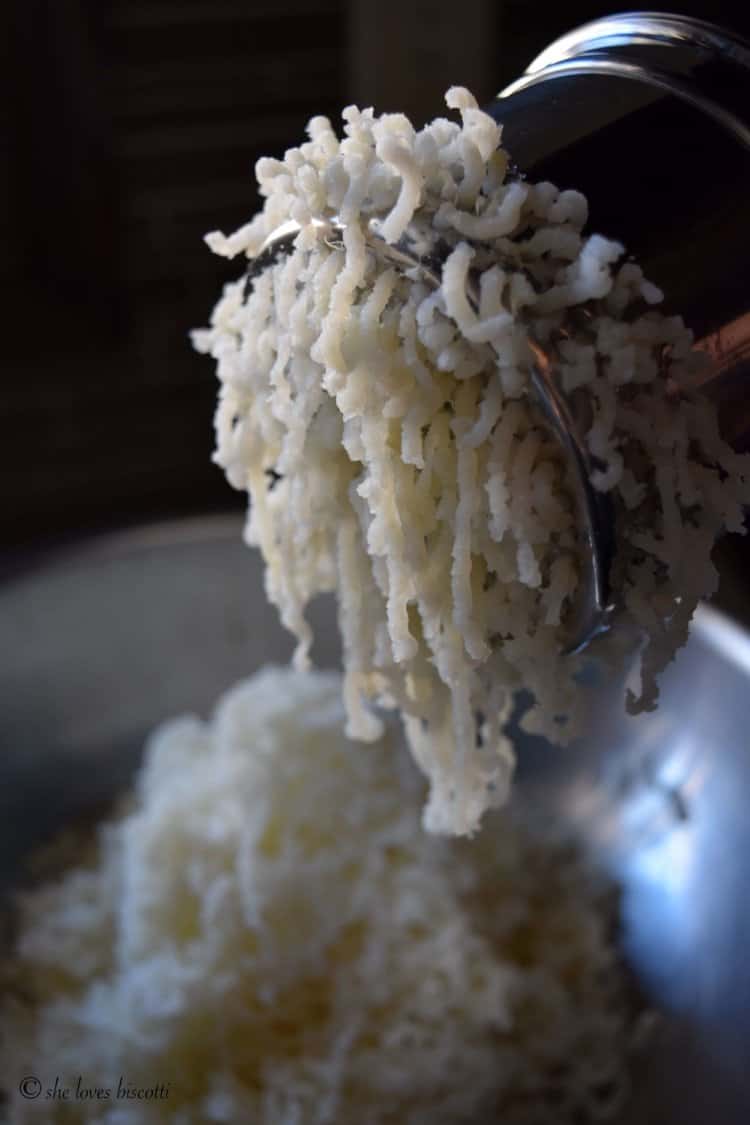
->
[193, 88, 750, 835]
[1, 668, 632, 1124]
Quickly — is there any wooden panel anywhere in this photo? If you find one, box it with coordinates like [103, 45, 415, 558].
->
[3, 0, 345, 545]
[347, 0, 497, 124]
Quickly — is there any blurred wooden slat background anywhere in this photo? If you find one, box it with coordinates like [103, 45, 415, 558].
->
[3, 0, 750, 548]
[5, 0, 345, 546]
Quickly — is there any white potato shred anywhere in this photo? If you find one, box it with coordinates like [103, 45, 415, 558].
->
[193, 88, 750, 835]
[2, 668, 633, 1124]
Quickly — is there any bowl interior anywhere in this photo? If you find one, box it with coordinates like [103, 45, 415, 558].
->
[2, 515, 749, 1123]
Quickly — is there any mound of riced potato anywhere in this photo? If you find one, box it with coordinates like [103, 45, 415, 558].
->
[1, 667, 633, 1125]
[192, 86, 750, 835]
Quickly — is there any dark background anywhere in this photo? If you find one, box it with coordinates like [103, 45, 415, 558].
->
[4, 0, 750, 552]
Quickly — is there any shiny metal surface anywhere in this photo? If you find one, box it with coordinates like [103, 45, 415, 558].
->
[524, 12, 750, 73]
[502, 54, 750, 148]
[503, 13, 750, 149]
[1, 515, 749, 1122]
[249, 215, 615, 653]
[492, 13, 750, 453]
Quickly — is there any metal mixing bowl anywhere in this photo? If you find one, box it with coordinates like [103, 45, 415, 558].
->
[2, 515, 749, 1123]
